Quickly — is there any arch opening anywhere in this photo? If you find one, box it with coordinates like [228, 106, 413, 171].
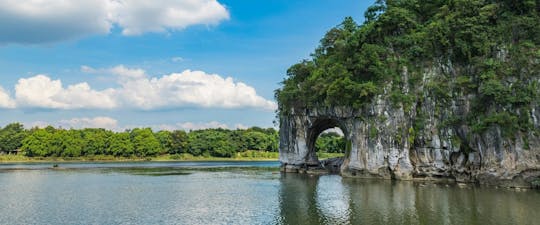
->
[305, 118, 350, 172]
[315, 128, 345, 159]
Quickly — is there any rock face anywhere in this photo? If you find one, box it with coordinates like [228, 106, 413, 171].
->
[279, 67, 540, 188]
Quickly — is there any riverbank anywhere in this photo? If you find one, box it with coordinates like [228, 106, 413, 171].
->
[0, 151, 344, 163]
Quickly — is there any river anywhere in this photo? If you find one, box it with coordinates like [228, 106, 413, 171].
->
[0, 161, 538, 225]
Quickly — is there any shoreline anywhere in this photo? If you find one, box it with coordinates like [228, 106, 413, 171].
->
[0, 152, 345, 164]
[0, 155, 280, 164]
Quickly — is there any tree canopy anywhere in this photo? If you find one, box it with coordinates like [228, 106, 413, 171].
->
[275, 0, 540, 135]
[0, 123, 344, 158]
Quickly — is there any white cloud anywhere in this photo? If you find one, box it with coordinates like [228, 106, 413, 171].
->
[110, 0, 229, 36]
[80, 65, 97, 73]
[0, 86, 16, 108]
[175, 121, 230, 130]
[109, 65, 146, 80]
[107, 66, 277, 110]
[0, 0, 229, 44]
[234, 123, 249, 130]
[24, 116, 118, 130]
[0, 0, 112, 44]
[58, 117, 119, 130]
[24, 118, 250, 132]
[127, 121, 249, 131]
[24, 121, 50, 129]
[171, 57, 184, 62]
[322, 127, 344, 136]
[9, 65, 276, 111]
[15, 75, 117, 109]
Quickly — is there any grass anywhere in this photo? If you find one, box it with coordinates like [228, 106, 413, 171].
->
[0, 152, 278, 163]
[0, 150, 344, 163]
[0, 154, 29, 162]
[317, 152, 345, 159]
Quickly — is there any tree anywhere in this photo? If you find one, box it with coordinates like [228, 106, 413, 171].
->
[82, 128, 110, 156]
[187, 129, 238, 157]
[131, 128, 162, 157]
[242, 131, 271, 151]
[21, 128, 52, 157]
[316, 132, 346, 153]
[61, 130, 84, 157]
[0, 123, 27, 152]
[106, 132, 134, 157]
[155, 130, 173, 155]
[275, 0, 540, 138]
[14, 124, 279, 158]
[170, 130, 188, 154]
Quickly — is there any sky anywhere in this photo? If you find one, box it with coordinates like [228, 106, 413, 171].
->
[0, 0, 372, 131]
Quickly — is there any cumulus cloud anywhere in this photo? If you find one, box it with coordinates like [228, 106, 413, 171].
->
[58, 117, 119, 130]
[25, 118, 248, 132]
[110, 0, 229, 36]
[24, 116, 118, 130]
[0, 0, 229, 44]
[7, 66, 276, 111]
[107, 66, 276, 110]
[15, 75, 117, 109]
[0, 86, 16, 108]
[109, 65, 147, 80]
[126, 121, 249, 131]
[24, 121, 50, 129]
[0, 0, 111, 44]
[174, 121, 230, 130]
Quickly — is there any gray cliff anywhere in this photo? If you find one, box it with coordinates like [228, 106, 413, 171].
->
[279, 64, 540, 188]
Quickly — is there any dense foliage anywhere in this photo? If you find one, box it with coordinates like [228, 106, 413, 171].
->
[0, 123, 343, 158]
[315, 132, 346, 153]
[0, 123, 26, 153]
[275, 0, 540, 134]
[15, 126, 279, 158]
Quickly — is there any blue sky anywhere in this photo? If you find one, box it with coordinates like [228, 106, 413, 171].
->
[0, 0, 372, 131]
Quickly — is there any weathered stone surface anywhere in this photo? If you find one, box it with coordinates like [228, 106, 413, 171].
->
[279, 66, 540, 188]
[320, 157, 344, 173]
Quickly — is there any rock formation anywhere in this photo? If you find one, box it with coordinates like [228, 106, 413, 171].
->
[276, 1, 540, 188]
[279, 66, 540, 188]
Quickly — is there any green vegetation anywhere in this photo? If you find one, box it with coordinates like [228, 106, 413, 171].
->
[317, 152, 345, 159]
[275, 0, 540, 135]
[0, 123, 344, 161]
[0, 123, 26, 153]
[9, 125, 279, 159]
[315, 132, 346, 154]
[0, 152, 278, 162]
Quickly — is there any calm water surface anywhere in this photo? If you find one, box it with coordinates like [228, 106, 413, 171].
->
[0, 161, 538, 225]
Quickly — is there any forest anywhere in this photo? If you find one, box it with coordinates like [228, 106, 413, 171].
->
[0, 123, 344, 159]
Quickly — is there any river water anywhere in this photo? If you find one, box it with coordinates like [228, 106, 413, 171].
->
[0, 161, 538, 225]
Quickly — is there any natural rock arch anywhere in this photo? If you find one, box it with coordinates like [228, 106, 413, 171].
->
[279, 107, 367, 175]
[306, 118, 347, 160]
[278, 105, 540, 187]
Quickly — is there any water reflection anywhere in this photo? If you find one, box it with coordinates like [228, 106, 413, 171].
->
[315, 176, 351, 224]
[0, 162, 539, 225]
[278, 173, 321, 224]
[278, 174, 540, 225]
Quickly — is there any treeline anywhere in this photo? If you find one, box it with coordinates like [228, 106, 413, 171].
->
[315, 132, 345, 153]
[0, 123, 345, 158]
